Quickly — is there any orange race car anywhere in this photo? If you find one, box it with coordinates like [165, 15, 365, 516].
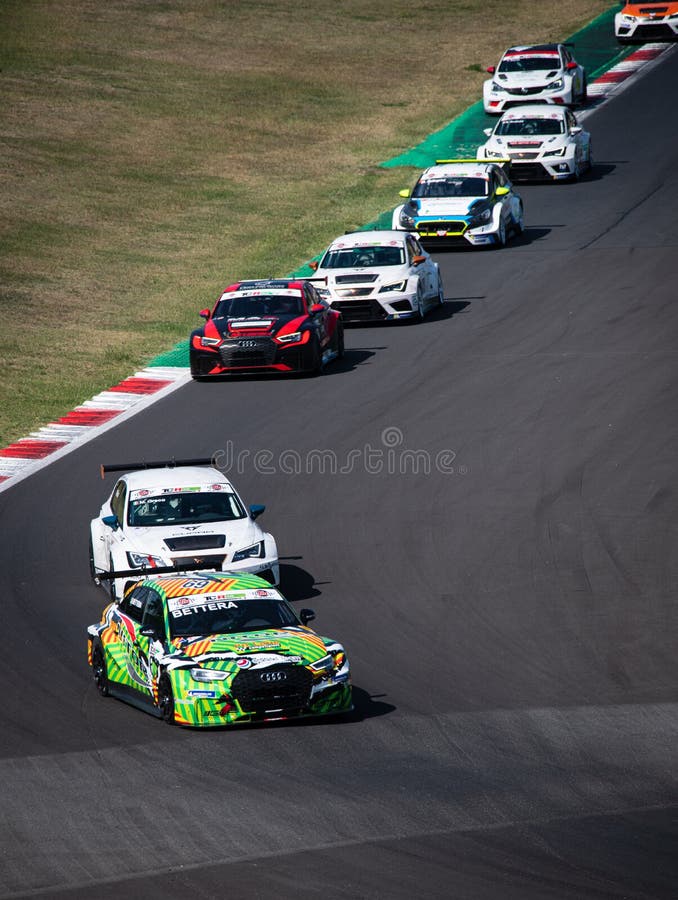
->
[615, 2, 678, 42]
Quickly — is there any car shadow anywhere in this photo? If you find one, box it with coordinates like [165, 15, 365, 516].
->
[279, 562, 325, 601]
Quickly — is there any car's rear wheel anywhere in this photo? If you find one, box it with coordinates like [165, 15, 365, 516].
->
[158, 673, 176, 724]
[92, 644, 110, 697]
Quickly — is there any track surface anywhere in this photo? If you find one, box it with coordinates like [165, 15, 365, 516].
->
[1, 50, 677, 900]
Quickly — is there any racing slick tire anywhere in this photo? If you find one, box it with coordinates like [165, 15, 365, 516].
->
[495, 217, 507, 248]
[437, 279, 445, 306]
[108, 555, 117, 601]
[513, 204, 525, 236]
[158, 673, 176, 724]
[92, 643, 110, 697]
[580, 74, 588, 105]
[305, 338, 323, 376]
[334, 322, 345, 359]
[88, 535, 97, 582]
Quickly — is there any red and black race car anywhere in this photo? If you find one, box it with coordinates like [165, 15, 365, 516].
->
[189, 279, 344, 379]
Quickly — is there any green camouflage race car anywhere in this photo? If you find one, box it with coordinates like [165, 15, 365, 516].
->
[87, 571, 352, 726]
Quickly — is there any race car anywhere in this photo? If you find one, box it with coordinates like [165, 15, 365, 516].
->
[478, 105, 592, 181]
[615, 2, 678, 42]
[87, 571, 352, 727]
[483, 43, 587, 114]
[89, 457, 279, 599]
[305, 230, 444, 323]
[392, 159, 524, 249]
[189, 278, 343, 378]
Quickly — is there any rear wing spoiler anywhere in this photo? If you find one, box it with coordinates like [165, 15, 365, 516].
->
[436, 157, 511, 169]
[96, 560, 220, 582]
[100, 456, 217, 479]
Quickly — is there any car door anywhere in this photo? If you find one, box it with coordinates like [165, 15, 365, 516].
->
[113, 585, 157, 700]
[305, 283, 331, 349]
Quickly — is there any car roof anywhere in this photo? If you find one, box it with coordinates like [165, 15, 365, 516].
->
[327, 230, 409, 249]
[138, 571, 278, 595]
[121, 465, 234, 492]
[421, 162, 495, 179]
[499, 104, 568, 119]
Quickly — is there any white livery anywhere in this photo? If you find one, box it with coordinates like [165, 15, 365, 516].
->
[306, 230, 444, 323]
[483, 43, 587, 115]
[90, 461, 279, 599]
[478, 105, 592, 181]
[391, 160, 523, 249]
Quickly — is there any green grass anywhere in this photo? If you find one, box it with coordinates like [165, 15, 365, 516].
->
[0, 0, 613, 445]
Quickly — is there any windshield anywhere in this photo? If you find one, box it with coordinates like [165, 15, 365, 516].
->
[498, 56, 561, 73]
[496, 118, 564, 136]
[127, 489, 246, 526]
[169, 595, 299, 638]
[320, 245, 405, 268]
[214, 294, 304, 318]
[413, 177, 489, 199]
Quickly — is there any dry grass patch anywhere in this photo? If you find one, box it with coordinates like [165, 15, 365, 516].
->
[0, 0, 612, 444]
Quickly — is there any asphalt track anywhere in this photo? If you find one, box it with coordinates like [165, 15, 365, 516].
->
[1, 48, 677, 900]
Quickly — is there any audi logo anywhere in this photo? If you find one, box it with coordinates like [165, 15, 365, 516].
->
[239, 340, 258, 348]
[260, 671, 287, 683]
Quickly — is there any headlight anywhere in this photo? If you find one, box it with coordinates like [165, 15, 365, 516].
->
[200, 336, 221, 347]
[126, 552, 165, 568]
[316, 288, 331, 298]
[399, 208, 415, 228]
[543, 147, 566, 158]
[622, 14, 636, 21]
[379, 280, 408, 293]
[546, 78, 564, 91]
[484, 148, 505, 159]
[468, 207, 492, 228]
[491, 81, 503, 93]
[309, 654, 335, 674]
[276, 331, 302, 343]
[233, 541, 265, 561]
[190, 668, 228, 682]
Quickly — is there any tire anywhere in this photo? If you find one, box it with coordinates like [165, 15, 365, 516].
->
[108, 555, 117, 601]
[437, 278, 445, 306]
[513, 204, 524, 236]
[495, 217, 507, 248]
[88, 535, 96, 581]
[305, 338, 322, 375]
[580, 74, 588, 105]
[92, 644, 110, 697]
[334, 322, 345, 359]
[586, 142, 593, 174]
[158, 673, 176, 724]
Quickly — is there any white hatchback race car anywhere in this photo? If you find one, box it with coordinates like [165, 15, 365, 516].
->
[483, 43, 587, 114]
[478, 105, 592, 181]
[615, 2, 678, 42]
[306, 230, 443, 323]
[89, 458, 279, 599]
[392, 160, 523, 249]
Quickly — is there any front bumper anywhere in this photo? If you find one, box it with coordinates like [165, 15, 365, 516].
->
[506, 155, 577, 181]
[615, 18, 678, 40]
[173, 676, 352, 727]
[414, 219, 498, 248]
[328, 291, 420, 323]
[191, 335, 316, 376]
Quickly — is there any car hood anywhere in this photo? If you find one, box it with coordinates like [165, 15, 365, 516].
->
[210, 314, 308, 338]
[167, 627, 332, 667]
[495, 71, 563, 88]
[414, 198, 479, 217]
[126, 519, 261, 557]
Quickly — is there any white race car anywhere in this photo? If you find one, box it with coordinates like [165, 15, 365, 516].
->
[483, 43, 587, 115]
[391, 160, 523, 249]
[89, 458, 279, 599]
[478, 105, 592, 181]
[306, 230, 443, 323]
[615, 2, 678, 42]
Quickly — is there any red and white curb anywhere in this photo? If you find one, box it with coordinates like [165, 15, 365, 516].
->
[0, 367, 191, 493]
[586, 43, 675, 102]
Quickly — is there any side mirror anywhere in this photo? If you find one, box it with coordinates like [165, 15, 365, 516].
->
[570, 126, 582, 135]
[483, 128, 492, 137]
[102, 514, 119, 531]
[495, 186, 509, 197]
[308, 260, 319, 271]
[398, 189, 411, 198]
[411, 255, 426, 266]
[199, 308, 211, 320]
[249, 504, 265, 520]
[309, 303, 324, 315]
[486, 65, 496, 75]
[566, 61, 577, 70]
[300, 608, 315, 626]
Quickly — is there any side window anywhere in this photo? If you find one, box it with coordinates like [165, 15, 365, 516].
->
[110, 480, 127, 524]
[119, 585, 148, 620]
[142, 590, 165, 638]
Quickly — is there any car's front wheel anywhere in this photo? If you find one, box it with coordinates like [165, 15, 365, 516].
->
[158, 673, 176, 724]
[513, 203, 524, 236]
[88, 535, 97, 581]
[92, 644, 109, 697]
[495, 217, 507, 248]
